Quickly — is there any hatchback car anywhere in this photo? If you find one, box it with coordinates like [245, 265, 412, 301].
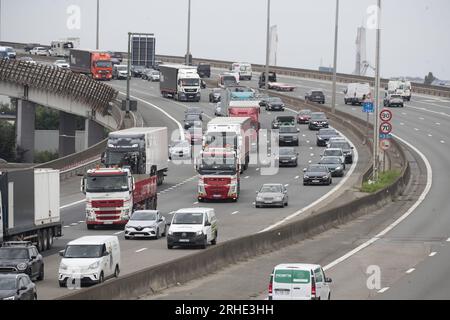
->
[0, 273, 37, 300]
[318, 156, 345, 177]
[255, 184, 288, 208]
[303, 165, 332, 186]
[0, 242, 44, 281]
[305, 90, 325, 104]
[125, 210, 167, 240]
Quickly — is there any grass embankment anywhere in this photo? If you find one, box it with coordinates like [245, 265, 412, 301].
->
[361, 170, 401, 193]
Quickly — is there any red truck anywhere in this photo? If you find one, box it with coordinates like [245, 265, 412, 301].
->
[69, 49, 113, 80]
[81, 166, 157, 229]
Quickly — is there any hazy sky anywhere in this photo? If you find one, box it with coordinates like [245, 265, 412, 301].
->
[3, 0, 450, 79]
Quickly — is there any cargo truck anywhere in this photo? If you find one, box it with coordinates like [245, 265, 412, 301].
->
[102, 127, 168, 186]
[160, 64, 201, 102]
[81, 166, 158, 229]
[0, 169, 62, 252]
[69, 49, 113, 80]
[203, 117, 252, 173]
[196, 148, 240, 202]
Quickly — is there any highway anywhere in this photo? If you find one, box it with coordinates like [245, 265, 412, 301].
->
[34, 76, 364, 299]
[142, 68, 449, 300]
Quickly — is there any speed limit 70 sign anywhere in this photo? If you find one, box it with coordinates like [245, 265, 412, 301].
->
[380, 122, 393, 135]
[380, 109, 393, 122]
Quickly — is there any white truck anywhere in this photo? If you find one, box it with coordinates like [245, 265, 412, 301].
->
[0, 168, 62, 252]
[102, 127, 169, 185]
[344, 83, 371, 105]
[160, 64, 201, 102]
[203, 117, 252, 173]
[49, 38, 80, 57]
[230, 62, 253, 81]
[387, 80, 411, 101]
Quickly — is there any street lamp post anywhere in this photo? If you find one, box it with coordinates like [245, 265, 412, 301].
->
[331, 0, 340, 114]
[264, 0, 271, 92]
[96, 0, 100, 50]
[373, 0, 382, 181]
[186, 0, 192, 65]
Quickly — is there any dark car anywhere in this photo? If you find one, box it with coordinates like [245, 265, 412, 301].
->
[258, 94, 271, 108]
[130, 65, 146, 77]
[303, 164, 332, 186]
[0, 242, 44, 281]
[305, 90, 326, 104]
[209, 88, 222, 103]
[297, 109, 312, 124]
[328, 140, 354, 164]
[272, 116, 296, 129]
[197, 63, 211, 78]
[308, 112, 329, 130]
[278, 125, 299, 146]
[0, 273, 37, 300]
[277, 147, 299, 167]
[318, 156, 345, 177]
[384, 94, 404, 108]
[184, 114, 202, 129]
[185, 107, 203, 121]
[316, 128, 340, 147]
[259, 71, 277, 88]
[265, 97, 285, 111]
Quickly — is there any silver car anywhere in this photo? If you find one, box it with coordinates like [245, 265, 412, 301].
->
[169, 140, 191, 159]
[125, 210, 167, 240]
[255, 184, 288, 208]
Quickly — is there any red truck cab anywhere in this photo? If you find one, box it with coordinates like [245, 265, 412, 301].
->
[91, 52, 113, 80]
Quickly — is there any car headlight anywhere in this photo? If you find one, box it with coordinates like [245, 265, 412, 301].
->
[322, 176, 328, 179]
[275, 196, 283, 201]
[196, 231, 204, 236]
[256, 197, 263, 201]
[291, 157, 297, 160]
[88, 261, 100, 270]
[168, 230, 174, 235]
[17, 263, 27, 271]
[59, 263, 68, 271]
[3, 296, 15, 300]
[336, 166, 342, 170]
[304, 175, 310, 179]
[293, 136, 298, 140]
[317, 137, 323, 140]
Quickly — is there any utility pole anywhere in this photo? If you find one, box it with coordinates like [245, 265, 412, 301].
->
[186, 0, 192, 65]
[331, 0, 339, 114]
[373, 0, 382, 181]
[264, 0, 271, 92]
[96, 0, 100, 50]
[126, 33, 131, 106]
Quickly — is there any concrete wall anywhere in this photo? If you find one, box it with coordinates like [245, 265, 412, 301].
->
[34, 130, 85, 153]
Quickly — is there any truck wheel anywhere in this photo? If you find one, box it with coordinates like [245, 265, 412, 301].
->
[47, 229, 54, 249]
[42, 229, 49, 251]
[114, 265, 120, 278]
[37, 231, 44, 253]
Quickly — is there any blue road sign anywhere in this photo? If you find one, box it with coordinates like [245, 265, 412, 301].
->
[379, 133, 393, 140]
[363, 101, 374, 113]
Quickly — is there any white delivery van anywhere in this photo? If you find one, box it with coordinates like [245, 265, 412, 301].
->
[166, 208, 218, 249]
[58, 236, 121, 287]
[344, 83, 371, 105]
[268, 264, 332, 300]
[231, 62, 253, 81]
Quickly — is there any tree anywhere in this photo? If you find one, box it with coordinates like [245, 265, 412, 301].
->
[424, 72, 436, 85]
[0, 121, 16, 162]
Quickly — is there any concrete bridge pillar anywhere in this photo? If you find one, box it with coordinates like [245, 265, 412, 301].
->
[15, 99, 36, 163]
[85, 119, 105, 149]
[59, 111, 77, 157]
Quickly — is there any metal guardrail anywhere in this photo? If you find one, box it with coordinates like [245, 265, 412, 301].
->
[0, 59, 118, 113]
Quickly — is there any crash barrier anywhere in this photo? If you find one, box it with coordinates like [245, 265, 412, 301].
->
[156, 54, 450, 98]
[60, 91, 411, 300]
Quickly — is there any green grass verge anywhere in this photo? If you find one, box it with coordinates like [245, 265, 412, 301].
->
[361, 170, 401, 193]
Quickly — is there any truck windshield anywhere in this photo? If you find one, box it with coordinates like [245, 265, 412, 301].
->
[86, 175, 128, 193]
[180, 78, 199, 86]
[95, 61, 112, 68]
[0, 248, 29, 259]
[172, 212, 204, 225]
[64, 245, 103, 258]
[198, 156, 237, 174]
[205, 134, 237, 149]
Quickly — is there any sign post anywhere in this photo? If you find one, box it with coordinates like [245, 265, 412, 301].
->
[378, 108, 393, 172]
[362, 96, 374, 145]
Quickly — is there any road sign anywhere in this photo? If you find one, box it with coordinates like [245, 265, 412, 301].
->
[379, 133, 393, 140]
[380, 139, 391, 150]
[380, 109, 393, 122]
[380, 122, 393, 135]
[363, 101, 374, 113]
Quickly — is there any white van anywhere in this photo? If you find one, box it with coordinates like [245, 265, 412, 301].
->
[58, 236, 121, 287]
[231, 62, 252, 81]
[343, 83, 371, 105]
[268, 264, 332, 300]
[167, 208, 218, 249]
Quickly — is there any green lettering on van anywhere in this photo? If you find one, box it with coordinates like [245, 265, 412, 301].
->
[274, 270, 311, 284]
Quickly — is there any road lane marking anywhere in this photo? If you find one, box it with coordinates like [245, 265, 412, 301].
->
[231, 211, 239, 215]
[256, 168, 260, 171]
[441, 140, 446, 144]
[78, 221, 85, 223]
[447, 238, 450, 242]
[400, 123, 405, 126]
[428, 134, 433, 137]
[295, 176, 299, 179]
[429, 252, 437, 257]
[114, 231, 124, 235]
[245, 176, 250, 179]
[406, 268, 415, 274]
[60, 199, 85, 210]
[135, 248, 148, 253]
[193, 202, 199, 205]
[63, 225, 70, 228]
[323, 134, 432, 272]
[378, 287, 390, 294]
[284, 184, 289, 187]
[70, 223, 78, 226]
[436, 123, 441, 125]
[414, 128, 419, 131]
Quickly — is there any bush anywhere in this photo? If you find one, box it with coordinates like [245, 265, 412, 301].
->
[34, 150, 59, 163]
[0, 121, 16, 162]
[361, 170, 401, 193]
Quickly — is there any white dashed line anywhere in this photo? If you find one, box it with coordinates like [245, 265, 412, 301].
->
[428, 134, 433, 137]
[70, 223, 78, 226]
[245, 176, 250, 179]
[114, 231, 124, 235]
[193, 202, 199, 205]
[306, 140, 310, 144]
[402, 112, 407, 115]
[429, 252, 437, 257]
[284, 184, 289, 187]
[441, 141, 446, 144]
[378, 287, 390, 294]
[231, 211, 239, 215]
[310, 153, 314, 157]
[78, 221, 85, 223]
[414, 128, 419, 131]
[419, 117, 424, 120]
[436, 123, 441, 125]
[309, 147, 313, 150]
[406, 268, 415, 274]
[135, 248, 148, 253]
[400, 123, 405, 126]
[294, 176, 300, 179]
[308, 160, 312, 164]
[63, 225, 70, 228]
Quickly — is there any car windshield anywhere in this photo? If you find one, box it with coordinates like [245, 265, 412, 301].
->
[279, 148, 295, 156]
[64, 245, 103, 258]
[319, 129, 337, 136]
[391, 95, 402, 99]
[308, 165, 328, 172]
[0, 278, 16, 290]
[324, 150, 342, 157]
[311, 113, 327, 120]
[86, 174, 128, 193]
[299, 110, 311, 115]
[172, 212, 204, 225]
[0, 248, 29, 259]
[330, 142, 351, 150]
[279, 126, 297, 133]
[260, 185, 282, 193]
[312, 91, 324, 95]
[131, 211, 157, 221]
[320, 157, 341, 164]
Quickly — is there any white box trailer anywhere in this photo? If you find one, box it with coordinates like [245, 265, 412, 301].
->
[34, 169, 60, 226]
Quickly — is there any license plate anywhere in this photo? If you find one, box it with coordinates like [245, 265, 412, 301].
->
[282, 160, 289, 163]
[103, 222, 113, 225]
[312, 180, 320, 183]
[179, 239, 190, 242]
[213, 195, 222, 198]
[264, 201, 273, 204]
[275, 289, 290, 295]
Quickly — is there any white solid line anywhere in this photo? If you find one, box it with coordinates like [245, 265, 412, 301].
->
[63, 225, 70, 228]
[193, 202, 199, 205]
[60, 199, 85, 210]
[308, 160, 312, 164]
[429, 252, 437, 257]
[114, 231, 124, 235]
[260, 129, 359, 233]
[406, 268, 415, 274]
[245, 176, 250, 179]
[323, 134, 432, 272]
[135, 248, 148, 253]
[231, 211, 239, 215]
[447, 238, 450, 242]
[378, 287, 390, 294]
[70, 223, 78, 226]
[78, 221, 85, 223]
[428, 134, 433, 137]
[285, 184, 289, 187]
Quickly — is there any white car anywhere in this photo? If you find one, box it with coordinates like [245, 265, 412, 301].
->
[53, 60, 70, 69]
[322, 148, 345, 167]
[30, 47, 49, 56]
[18, 57, 37, 65]
[268, 264, 332, 300]
[58, 236, 120, 287]
[124, 210, 167, 239]
[148, 70, 160, 82]
[169, 139, 191, 159]
[167, 208, 218, 249]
